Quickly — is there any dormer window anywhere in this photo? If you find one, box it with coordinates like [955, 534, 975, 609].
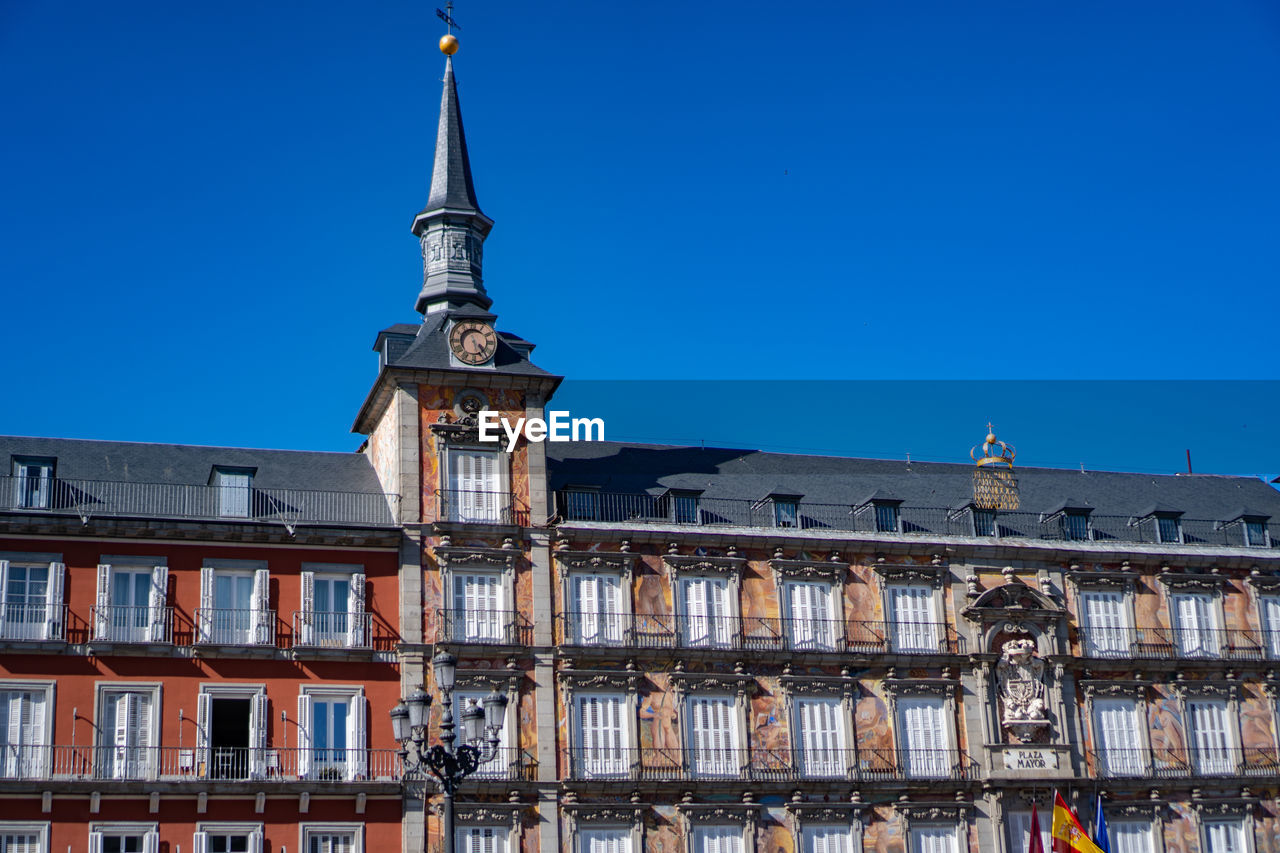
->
[972, 508, 996, 537]
[1156, 515, 1183, 545]
[562, 487, 600, 521]
[212, 468, 253, 518]
[775, 500, 798, 528]
[11, 457, 55, 510]
[663, 490, 701, 525]
[1063, 511, 1091, 541]
[874, 502, 901, 533]
[1245, 518, 1270, 548]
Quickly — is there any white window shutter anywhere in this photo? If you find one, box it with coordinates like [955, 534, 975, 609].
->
[0, 560, 8, 638]
[192, 832, 209, 853]
[683, 579, 707, 645]
[249, 830, 264, 853]
[143, 830, 159, 853]
[95, 564, 111, 640]
[196, 692, 211, 776]
[250, 692, 269, 778]
[1190, 700, 1232, 774]
[297, 694, 313, 778]
[1262, 596, 1280, 659]
[44, 561, 65, 641]
[708, 578, 730, 646]
[88, 832, 103, 853]
[136, 693, 153, 779]
[577, 575, 598, 642]
[251, 568, 271, 645]
[299, 571, 315, 645]
[148, 565, 168, 642]
[348, 692, 368, 780]
[198, 567, 215, 642]
[600, 574, 622, 642]
[347, 572, 366, 647]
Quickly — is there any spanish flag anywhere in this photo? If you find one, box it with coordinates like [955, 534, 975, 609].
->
[1051, 792, 1105, 853]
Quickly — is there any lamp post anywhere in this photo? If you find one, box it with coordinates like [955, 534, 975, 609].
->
[391, 650, 508, 853]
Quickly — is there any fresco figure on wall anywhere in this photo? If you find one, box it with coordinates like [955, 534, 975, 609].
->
[1147, 696, 1184, 767]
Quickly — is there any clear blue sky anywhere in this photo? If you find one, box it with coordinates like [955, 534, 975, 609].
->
[2, 2, 1277, 477]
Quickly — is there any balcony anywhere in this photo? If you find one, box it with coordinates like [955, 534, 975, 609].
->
[90, 605, 173, 645]
[554, 490, 1280, 550]
[437, 608, 533, 646]
[195, 608, 276, 646]
[462, 747, 538, 782]
[435, 489, 528, 527]
[0, 745, 403, 783]
[291, 611, 372, 651]
[1089, 746, 1280, 780]
[556, 612, 964, 655]
[1077, 626, 1266, 662]
[0, 475, 395, 527]
[0, 603, 67, 643]
[560, 746, 976, 783]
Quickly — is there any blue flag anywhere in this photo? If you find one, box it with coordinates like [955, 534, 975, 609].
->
[1094, 795, 1111, 853]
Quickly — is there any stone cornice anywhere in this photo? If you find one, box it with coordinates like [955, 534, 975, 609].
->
[1158, 571, 1226, 592]
[453, 802, 528, 828]
[557, 668, 643, 691]
[1080, 680, 1149, 699]
[770, 557, 849, 582]
[433, 544, 518, 570]
[555, 549, 641, 580]
[676, 803, 760, 825]
[1246, 570, 1280, 591]
[873, 558, 947, 587]
[456, 668, 523, 691]
[561, 803, 647, 828]
[1068, 570, 1136, 591]
[1104, 800, 1166, 819]
[779, 674, 860, 698]
[1171, 679, 1240, 701]
[1191, 799, 1256, 817]
[663, 554, 746, 579]
[883, 678, 959, 698]
[669, 670, 755, 697]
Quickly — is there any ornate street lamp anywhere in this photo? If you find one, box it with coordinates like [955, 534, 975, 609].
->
[392, 650, 508, 853]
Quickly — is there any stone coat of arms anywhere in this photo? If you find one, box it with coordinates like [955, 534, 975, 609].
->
[996, 637, 1049, 741]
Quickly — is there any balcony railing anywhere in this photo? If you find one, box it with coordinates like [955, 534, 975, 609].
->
[291, 611, 372, 650]
[1090, 746, 1280, 779]
[91, 605, 173, 644]
[194, 608, 276, 646]
[554, 490, 1280, 549]
[1077, 626, 1266, 661]
[0, 603, 67, 642]
[461, 747, 538, 782]
[1, 476, 394, 527]
[435, 490, 528, 526]
[0, 745, 402, 782]
[438, 608, 532, 646]
[556, 612, 964, 655]
[561, 746, 976, 782]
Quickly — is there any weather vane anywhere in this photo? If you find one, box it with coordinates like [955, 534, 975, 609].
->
[437, 2, 461, 55]
[437, 2, 460, 33]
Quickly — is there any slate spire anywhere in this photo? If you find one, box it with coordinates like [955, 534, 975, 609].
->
[412, 55, 495, 315]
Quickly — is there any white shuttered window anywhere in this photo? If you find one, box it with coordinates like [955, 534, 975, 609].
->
[456, 827, 508, 853]
[1172, 592, 1220, 658]
[1111, 820, 1154, 853]
[681, 577, 731, 647]
[889, 585, 937, 653]
[453, 573, 503, 642]
[576, 693, 628, 777]
[1007, 812, 1052, 853]
[580, 829, 629, 853]
[0, 690, 48, 777]
[449, 450, 501, 522]
[1188, 699, 1234, 775]
[1260, 595, 1280, 659]
[801, 825, 852, 853]
[1095, 698, 1144, 776]
[572, 573, 623, 645]
[898, 697, 949, 778]
[1204, 819, 1245, 853]
[910, 825, 959, 853]
[1081, 591, 1132, 657]
[690, 826, 743, 853]
[785, 581, 836, 651]
[688, 696, 737, 776]
[797, 697, 845, 777]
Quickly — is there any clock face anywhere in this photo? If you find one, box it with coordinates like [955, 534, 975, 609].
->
[449, 321, 498, 365]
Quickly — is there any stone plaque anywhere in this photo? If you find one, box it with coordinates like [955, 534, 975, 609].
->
[1003, 747, 1058, 771]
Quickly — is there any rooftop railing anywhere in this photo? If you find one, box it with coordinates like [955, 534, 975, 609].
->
[555, 490, 1280, 549]
[0, 476, 395, 527]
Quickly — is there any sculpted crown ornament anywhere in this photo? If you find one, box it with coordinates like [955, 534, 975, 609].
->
[997, 637, 1049, 741]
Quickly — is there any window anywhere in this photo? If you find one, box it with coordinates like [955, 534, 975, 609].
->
[795, 697, 846, 777]
[1080, 590, 1133, 658]
[1187, 699, 1235, 775]
[679, 576, 733, 648]
[1007, 811, 1052, 853]
[1156, 515, 1183, 544]
[0, 687, 51, 778]
[669, 492, 700, 525]
[972, 509, 996, 537]
[0, 824, 48, 853]
[690, 826, 743, 853]
[302, 827, 361, 853]
[98, 689, 157, 780]
[562, 489, 600, 521]
[198, 567, 271, 645]
[909, 824, 959, 853]
[1171, 592, 1221, 658]
[195, 689, 268, 780]
[456, 689, 514, 777]
[575, 693, 628, 778]
[1203, 819, 1246, 853]
[774, 500, 799, 529]
[799, 825, 852, 853]
[299, 569, 366, 648]
[193, 826, 263, 853]
[11, 459, 53, 510]
[688, 695, 738, 776]
[570, 573, 624, 646]
[1260, 595, 1280, 659]
[448, 450, 502, 522]
[1110, 820, 1154, 853]
[888, 585, 938, 653]
[897, 697, 950, 778]
[580, 828, 630, 853]
[298, 690, 367, 781]
[456, 827, 507, 853]
[1063, 511, 1091, 541]
[451, 571, 504, 642]
[88, 828, 158, 853]
[0, 560, 64, 641]
[94, 563, 168, 644]
[213, 468, 253, 518]
[1245, 519, 1269, 548]
[783, 580, 837, 651]
[874, 502, 900, 533]
[1093, 698, 1144, 777]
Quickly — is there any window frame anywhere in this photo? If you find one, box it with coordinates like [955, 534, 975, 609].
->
[781, 577, 839, 651]
[443, 446, 507, 523]
[907, 822, 960, 853]
[93, 682, 162, 781]
[10, 458, 55, 510]
[297, 685, 368, 782]
[212, 467, 254, 519]
[0, 822, 50, 853]
[299, 824, 363, 853]
[0, 679, 56, 778]
[88, 823, 159, 853]
[684, 692, 744, 778]
[194, 823, 264, 853]
[790, 694, 851, 778]
[1086, 690, 1150, 778]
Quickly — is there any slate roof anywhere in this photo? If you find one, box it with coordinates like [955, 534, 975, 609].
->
[1, 435, 384, 493]
[546, 441, 1280, 522]
[379, 314, 554, 376]
[419, 56, 482, 217]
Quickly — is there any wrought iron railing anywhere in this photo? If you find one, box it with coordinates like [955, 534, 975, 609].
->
[556, 612, 964, 654]
[554, 490, 1280, 549]
[560, 746, 976, 782]
[90, 605, 173, 644]
[194, 608, 276, 646]
[435, 490, 528, 526]
[437, 608, 533, 646]
[0, 603, 67, 642]
[0, 745, 402, 782]
[0, 476, 395, 527]
[1090, 746, 1280, 779]
[459, 747, 538, 782]
[1077, 626, 1266, 661]
[291, 611, 372, 650]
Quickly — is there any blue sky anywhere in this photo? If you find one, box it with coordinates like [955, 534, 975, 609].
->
[1, 2, 1277, 477]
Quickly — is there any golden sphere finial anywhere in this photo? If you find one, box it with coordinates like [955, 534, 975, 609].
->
[439, 34, 459, 55]
[986, 433, 997, 445]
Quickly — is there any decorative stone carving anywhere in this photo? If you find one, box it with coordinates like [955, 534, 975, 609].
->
[997, 638, 1049, 741]
[434, 545, 518, 569]
[770, 557, 849, 582]
[663, 554, 745, 579]
[872, 561, 945, 588]
[555, 550, 640, 579]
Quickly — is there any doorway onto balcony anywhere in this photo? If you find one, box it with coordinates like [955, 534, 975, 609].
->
[210, 698, 251, 779]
